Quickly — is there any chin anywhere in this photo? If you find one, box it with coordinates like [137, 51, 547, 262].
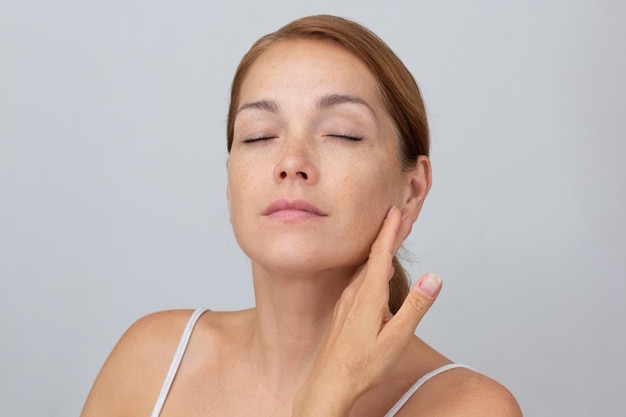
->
[233, 220, 375, 277]
[245, 240, 368, 278]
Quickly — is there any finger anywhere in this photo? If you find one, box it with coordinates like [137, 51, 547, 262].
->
[369, 206, 402, 259]
[380, 273, 442, 344]
[390, 213, 413, 257]
[365, 207, 403, 281]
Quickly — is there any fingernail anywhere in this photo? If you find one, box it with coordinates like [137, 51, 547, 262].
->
[418, 274, 442, 297]
[387, 206, 396, 218]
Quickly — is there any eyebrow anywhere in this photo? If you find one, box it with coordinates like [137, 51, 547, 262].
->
[317, 93, 376, 117]
[237, 99, 279, 114]
[236, 94, 377, 118]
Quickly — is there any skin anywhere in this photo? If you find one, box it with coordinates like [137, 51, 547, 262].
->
[80, 39, 522, 417]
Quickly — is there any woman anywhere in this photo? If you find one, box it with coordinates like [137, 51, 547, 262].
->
[81, 15, 521, 417]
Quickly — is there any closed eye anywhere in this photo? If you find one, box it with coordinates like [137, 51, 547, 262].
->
[328, 134, 363, 141]
[243, 136, 276, 144]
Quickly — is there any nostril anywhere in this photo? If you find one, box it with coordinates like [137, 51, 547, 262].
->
[278, 170, 309, 180]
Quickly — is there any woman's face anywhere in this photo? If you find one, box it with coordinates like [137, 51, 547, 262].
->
[227, 39, 416, 276]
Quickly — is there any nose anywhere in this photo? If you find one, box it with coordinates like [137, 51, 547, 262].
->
[273, 139, 318, 184]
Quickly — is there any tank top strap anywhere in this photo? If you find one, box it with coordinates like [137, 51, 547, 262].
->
[383, 363, 475, 417]
[150, 308, 210, 417]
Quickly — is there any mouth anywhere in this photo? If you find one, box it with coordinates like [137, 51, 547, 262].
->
[263, 199, 327, 219]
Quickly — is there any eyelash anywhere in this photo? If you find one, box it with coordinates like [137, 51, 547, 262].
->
[242, 134, 363, 144]
[242, 136, 275, 144]
[329, 134, 363, 142]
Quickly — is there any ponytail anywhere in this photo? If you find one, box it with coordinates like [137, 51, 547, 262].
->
[389, 255, 410, 314]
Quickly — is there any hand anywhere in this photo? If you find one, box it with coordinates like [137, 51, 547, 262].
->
[293, 206, 442, 416]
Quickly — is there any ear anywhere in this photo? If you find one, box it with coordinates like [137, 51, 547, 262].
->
[400, 156, 432, 222]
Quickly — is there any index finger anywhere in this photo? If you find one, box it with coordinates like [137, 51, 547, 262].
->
[365, 206, 403, 282]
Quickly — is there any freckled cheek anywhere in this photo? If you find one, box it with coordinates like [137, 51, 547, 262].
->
[226, 184, 259, 251]
[341, 172, 397, 230]
[227, 166, 258, 219]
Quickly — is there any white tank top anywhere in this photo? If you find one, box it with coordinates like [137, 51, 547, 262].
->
[150, 308, 472, 417]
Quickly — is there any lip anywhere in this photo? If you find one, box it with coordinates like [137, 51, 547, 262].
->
[263, 199, 327, 219]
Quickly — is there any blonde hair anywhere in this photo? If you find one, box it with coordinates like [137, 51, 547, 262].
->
[227, 15, 430, 314]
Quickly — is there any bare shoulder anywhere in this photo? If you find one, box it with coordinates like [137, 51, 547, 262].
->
[80, 309, 202, 417]
[398, 367, 522, 417]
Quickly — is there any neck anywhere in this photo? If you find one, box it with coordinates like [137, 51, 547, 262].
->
[247, 262, 353, 385]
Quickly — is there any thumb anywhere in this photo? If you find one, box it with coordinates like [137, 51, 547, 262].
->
[382, 274, 442, 340]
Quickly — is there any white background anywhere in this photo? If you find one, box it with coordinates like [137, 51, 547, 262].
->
[1, 1, 625, 416]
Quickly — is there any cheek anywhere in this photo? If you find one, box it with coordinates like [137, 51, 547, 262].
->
[226, 176, 261, 260]
[345, 160, 403, 209]
[337, 162, 404, 242]
[226, 163, 254, 221]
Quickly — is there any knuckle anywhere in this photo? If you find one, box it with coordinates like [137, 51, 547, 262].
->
[405, 292, 433, 316]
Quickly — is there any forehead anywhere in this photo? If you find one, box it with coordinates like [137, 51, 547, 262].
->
[239, 39, 383, 107]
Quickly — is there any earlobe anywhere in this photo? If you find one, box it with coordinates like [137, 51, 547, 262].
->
[401, 156, 432, 222]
